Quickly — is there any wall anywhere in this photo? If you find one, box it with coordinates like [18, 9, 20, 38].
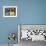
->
[0, 0, 18, 44]
[0, 0, 46, 44]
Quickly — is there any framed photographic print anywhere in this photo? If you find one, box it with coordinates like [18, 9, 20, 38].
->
[3, 6, 17, 17]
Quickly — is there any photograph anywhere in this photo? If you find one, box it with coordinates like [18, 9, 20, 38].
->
[3, 6, 17, 17]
